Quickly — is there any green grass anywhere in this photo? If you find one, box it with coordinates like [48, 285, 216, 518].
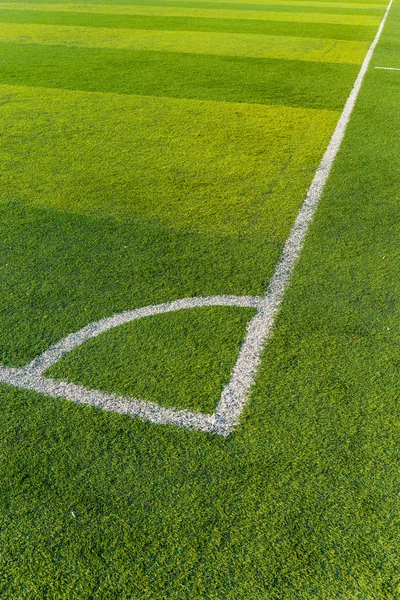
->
[47, 306, 256, 413]
[0, 9, 379, 40]
[0, 204, 280, 367]
[0, 3, 383, 25]
[0, 84, 338, 235]
[0, 44, 360, 109]
[1, 0, 400, 597]
[0, 23, 370, 62]
[0, 0, 386, 15]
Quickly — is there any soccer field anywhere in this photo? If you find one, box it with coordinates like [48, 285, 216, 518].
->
[1, 0, 400, 596]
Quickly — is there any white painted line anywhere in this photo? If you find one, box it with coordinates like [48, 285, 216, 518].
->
[0, 295, 261, 436]
[0, 365, 219, 434]
[0, 0, 393, 435]
[214, 0, 393, 431]
[24, 295, 263, 375]
[375, 66, 400, 70]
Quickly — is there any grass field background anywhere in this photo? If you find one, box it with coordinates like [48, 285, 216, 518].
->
[1, 0, 399, 596]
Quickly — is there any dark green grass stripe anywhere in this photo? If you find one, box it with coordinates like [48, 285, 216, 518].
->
[371, 0, 400, 65]
[0, 8, 378, 39]
[0, 43, 359, 110]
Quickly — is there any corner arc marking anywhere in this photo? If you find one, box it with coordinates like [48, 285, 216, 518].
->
[25, 295, 263, 375]
[0, 295, 260, 436]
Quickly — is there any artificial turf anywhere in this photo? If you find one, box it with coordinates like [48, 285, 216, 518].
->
[0, 8, 380, 40]
[0, 2, 384, 25]
[1, 0, 399, 596]
[0, 44, 360, 109]
[0, 0, 386, 14]
[0, 84, 338, 234]
[0, 23, 371, 62]
[47, 306, 257, 413]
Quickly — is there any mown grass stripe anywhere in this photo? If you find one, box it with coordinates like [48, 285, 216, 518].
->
[13, 0, 384, 17]
[69, 1, 384, 17]
[0, 201, 283, 369]
[0, 0, 386, 6]
[0, 23, 369, 63]
[0, 3, 382, 25]
[134, 0, 385, 8]
[0, 9, 378, 41]
[0, 43, 360, 110]
[0, 83, 339, 237]
[5, 0, 388, 4]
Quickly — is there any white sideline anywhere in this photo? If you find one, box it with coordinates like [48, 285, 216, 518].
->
[375, 66, 400, 70]
[0, 0, 393, 435]
[214, 0, 393, 431]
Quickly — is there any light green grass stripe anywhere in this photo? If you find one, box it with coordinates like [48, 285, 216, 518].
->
[0, 3, 381, 25]
[0, 0, 386, 6]
[0, 9, 379, 43]
[0, 83, 338, 238]
[0, 2, 385, 18]
[0, 22, 369, 63]
[130, 0, 385, 8]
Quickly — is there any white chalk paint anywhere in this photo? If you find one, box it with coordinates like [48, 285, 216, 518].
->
[215, 0, 393, 432]
[0, 296, 261, 436]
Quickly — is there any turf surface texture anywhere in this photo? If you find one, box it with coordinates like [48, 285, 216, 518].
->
[1, 0, 399, 597]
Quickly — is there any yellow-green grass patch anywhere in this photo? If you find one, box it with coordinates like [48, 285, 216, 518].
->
[0, 22, 369, 63]
[0, 84, 339, 238]
[140, 0, 385, 7]
[0, 10, 379, 43]
[0, 0, 386, 9]
[0, 3, 382, 25]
